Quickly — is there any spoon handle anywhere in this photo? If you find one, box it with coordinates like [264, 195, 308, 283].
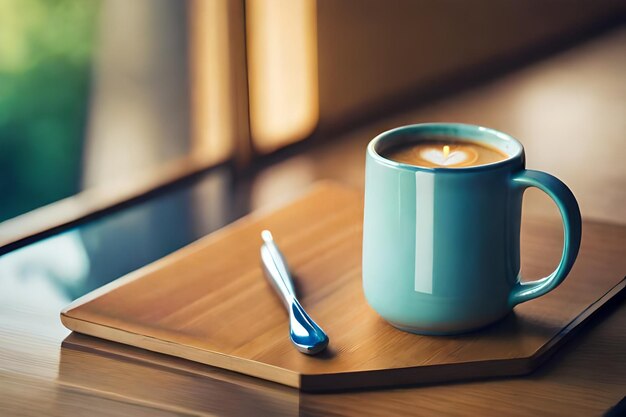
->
[260, 230, 329, 355]
[260, 230, 296, 306]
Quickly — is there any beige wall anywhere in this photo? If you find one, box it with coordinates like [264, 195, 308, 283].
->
[315, 0, 622, 130]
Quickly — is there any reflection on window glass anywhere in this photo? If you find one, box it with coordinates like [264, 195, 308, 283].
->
[0, 229, 89, 313]
[0, 0, 100, 222]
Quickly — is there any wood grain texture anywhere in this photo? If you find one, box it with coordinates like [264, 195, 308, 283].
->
[61, 182, 626, 391]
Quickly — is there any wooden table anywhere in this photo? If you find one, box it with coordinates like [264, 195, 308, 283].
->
[1, 27, 625, 417]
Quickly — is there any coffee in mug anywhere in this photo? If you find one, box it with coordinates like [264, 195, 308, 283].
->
[382, 137, 508, 168]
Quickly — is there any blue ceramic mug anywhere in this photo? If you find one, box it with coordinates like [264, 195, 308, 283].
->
[362, 123, 581, 335]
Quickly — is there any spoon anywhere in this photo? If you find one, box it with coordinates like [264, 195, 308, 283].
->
[260, 230, 329, 355]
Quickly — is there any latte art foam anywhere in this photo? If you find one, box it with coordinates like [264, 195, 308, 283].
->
[382, 137, 508, 168]
[419, 145, 478, 167]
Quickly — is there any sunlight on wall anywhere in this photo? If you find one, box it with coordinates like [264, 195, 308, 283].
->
[189, 0, 236, 163]
[246, 0, 319, 153]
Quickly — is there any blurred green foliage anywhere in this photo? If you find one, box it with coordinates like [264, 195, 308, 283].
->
[0, 0, 100, 222]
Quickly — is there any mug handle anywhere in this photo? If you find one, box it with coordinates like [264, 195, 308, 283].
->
[508, 169, 582, 308]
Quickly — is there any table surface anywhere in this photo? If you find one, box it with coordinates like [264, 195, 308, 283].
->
[1, 26, 625, 417]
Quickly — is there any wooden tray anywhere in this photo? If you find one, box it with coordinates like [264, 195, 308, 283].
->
[61, 182, 626, 392]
